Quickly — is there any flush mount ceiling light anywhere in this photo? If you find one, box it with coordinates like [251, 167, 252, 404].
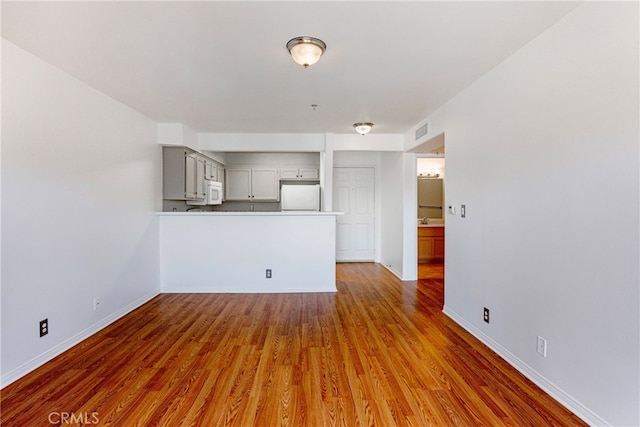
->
[353, 122, 374, 135]
[286, 36, 326, 68]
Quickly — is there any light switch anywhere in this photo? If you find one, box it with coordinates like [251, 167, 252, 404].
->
[448, 205, 456, 215]
[461, 204, 466, 218]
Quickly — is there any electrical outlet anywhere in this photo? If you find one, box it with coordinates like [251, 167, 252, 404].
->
[39, 319, 48, 337]
[93, 297, 100, 310]
[483, 307, 490, 323]
[266, 269, 272, 279]
[537, 336, 548, 357]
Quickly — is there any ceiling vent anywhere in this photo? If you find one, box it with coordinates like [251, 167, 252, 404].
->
[415, 123, 428, 140]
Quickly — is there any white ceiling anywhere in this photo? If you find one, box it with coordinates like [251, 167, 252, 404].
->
[1, 1, 578, 135]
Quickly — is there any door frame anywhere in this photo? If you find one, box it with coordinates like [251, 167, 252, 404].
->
[415, 151, 446, 281]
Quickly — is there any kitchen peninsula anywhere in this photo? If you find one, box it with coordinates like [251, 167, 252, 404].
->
[158, 211, 341, 293]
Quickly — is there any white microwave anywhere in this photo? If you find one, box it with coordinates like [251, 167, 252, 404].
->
[186, 180, 223, 205]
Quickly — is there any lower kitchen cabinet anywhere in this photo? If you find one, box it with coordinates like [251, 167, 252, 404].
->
[418, 226, 444, 263]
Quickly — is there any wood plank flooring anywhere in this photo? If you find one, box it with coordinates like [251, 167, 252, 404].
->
[1, 263, 586, 426]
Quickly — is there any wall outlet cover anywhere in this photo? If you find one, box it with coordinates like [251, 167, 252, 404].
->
[537, 336, 548, 357]
[39, 319, 48, 337]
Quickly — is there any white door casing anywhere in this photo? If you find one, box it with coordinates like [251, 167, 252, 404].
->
[333, 167, 375, 261]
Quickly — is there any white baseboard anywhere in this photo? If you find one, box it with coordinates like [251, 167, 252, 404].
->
[442, 305, 609, 427]
[380, 263, 403, 280]
[1, 290, 159, 389]
[2, 291, 608, 426]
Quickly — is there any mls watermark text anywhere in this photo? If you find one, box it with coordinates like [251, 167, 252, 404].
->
[48, 411, 99, 425]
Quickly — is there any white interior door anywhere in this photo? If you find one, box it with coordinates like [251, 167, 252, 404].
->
[333, 167, 375, 261]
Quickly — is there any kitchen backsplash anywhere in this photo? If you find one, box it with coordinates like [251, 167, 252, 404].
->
[162, 199, 281, 212]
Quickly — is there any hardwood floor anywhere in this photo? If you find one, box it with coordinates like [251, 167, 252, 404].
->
[1, 263, 585, 426]
[418, 262, 444, 280]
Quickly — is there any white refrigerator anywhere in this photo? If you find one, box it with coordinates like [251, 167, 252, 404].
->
[281, 184, 320, 211]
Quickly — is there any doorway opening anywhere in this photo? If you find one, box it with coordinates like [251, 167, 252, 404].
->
[416, 156, 445, 280]
[409, 132, 445, 283]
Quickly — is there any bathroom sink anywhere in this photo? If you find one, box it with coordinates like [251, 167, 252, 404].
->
[426, 218, 444, 225]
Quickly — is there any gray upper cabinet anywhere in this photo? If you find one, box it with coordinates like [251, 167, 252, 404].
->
[163, 146, 205, 200]
[251, 168, 280, 201]
[205, 159, 217, 181]
[184, 152, 198, 199]
[225, 166, 280, 201]
[280, 167, 319, 180]
[225, 167, 252, 200]
[163, 146, 224, 201]
[195, 155, 206, 199]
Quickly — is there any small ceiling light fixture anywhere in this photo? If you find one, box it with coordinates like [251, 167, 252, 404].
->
[353, 122, 374, 135]
[287, 36, 326, 68]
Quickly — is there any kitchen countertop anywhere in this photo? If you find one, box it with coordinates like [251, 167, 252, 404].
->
[157, 211, 343, 216]
[418, 224, 445, 228]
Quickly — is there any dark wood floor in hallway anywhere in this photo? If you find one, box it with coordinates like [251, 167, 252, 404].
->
[1, 263, 585, 426]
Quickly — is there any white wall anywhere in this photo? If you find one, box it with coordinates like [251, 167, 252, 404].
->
[333, 134, 404, 151]
[157, 123, 199, 151]
[199, 133, 325, 152]
[225, 152, 319, 167]
[159, 213, 337, 293]
[379, 153, 405, 277]
[401, 154, 417, 280]
[405, 110, 445, 152]
[1, 40, 161, 386]
[434, 4, 638, 425]
[416, 158, 445, 179]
